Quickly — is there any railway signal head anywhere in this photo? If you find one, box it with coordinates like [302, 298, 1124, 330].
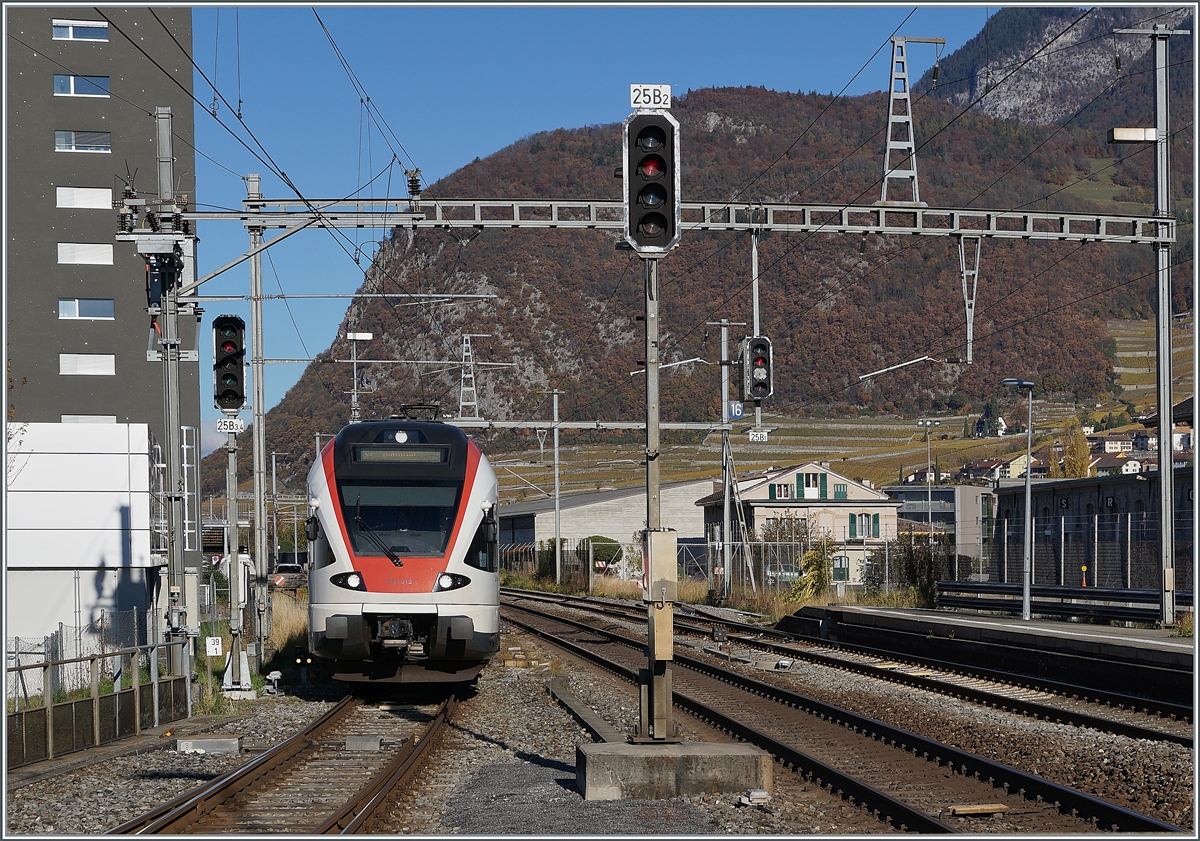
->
[213, 315, 246, 411]
[741, 336, 773, 401]
[623, 111, 681, 254]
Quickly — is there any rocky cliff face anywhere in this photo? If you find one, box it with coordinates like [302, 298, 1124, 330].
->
[917, 6, 1192, 126]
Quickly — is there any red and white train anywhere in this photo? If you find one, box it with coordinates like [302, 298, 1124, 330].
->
[305, 420, 500, 683]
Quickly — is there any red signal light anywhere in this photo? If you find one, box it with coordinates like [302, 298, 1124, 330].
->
[754, 356, 766, 366]
[639, 156, 663, 178]
[221, 341, 237, 353]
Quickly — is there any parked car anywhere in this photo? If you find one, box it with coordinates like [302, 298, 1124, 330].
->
[764, 563, 803, 587]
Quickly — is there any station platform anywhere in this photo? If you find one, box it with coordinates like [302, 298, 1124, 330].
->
[777, 604, 1194, 706]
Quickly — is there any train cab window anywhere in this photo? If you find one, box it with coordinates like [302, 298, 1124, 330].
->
[339, 483, 461, 557]
[465, 508, 499, 572]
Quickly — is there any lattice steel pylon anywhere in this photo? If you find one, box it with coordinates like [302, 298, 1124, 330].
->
[458, 334, 488, 419]
[879, 36, 943, 206]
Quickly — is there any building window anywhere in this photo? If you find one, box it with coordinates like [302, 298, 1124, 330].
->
[59, 353, 115, 376]
[54, 130, 111, 153]
[57, 186, 113, 209]
[772, 483, 793, 499]
[58, 242, 113, 264]
[59, 298, 115, 320]
[803, 473, 820, 489]
[833, 483, 848, 500]
[62, 414, 117, 423]
[52, 20, 109, 41]
[53, 74, 110, 97]
[858, 513, 871, 537]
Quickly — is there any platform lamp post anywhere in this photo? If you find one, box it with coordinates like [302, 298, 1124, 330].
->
[917, 419, 940, 534]
[1002, 378, 1035, 621]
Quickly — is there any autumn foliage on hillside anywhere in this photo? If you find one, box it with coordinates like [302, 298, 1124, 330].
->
[201, 75, 1192, 496]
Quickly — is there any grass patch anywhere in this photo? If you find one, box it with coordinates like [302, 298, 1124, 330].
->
[268, 591, 309, 655]
[1172, 611, 1193, 638]
[855, 587, 928, 609]
[504, 570, 852, 626]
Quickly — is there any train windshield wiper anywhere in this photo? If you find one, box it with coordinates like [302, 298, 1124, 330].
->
[355, 497, 403, 567]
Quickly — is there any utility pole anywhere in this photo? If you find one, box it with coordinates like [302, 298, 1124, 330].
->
[553, 389, 562, 585]
[1111, 23, 1187, 625]
[709, 317, 745, 604]
[225, 422, 245, 689]
[721, 320, 731, 604]
[246, 175, 270, 664]
[117, 106, 196, 679]
[751, 229, 762, 431]
[645, 257, 662, 535]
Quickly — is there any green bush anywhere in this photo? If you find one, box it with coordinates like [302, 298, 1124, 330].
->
[574, 535, 622, 568]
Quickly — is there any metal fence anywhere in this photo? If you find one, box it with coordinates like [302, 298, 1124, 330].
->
[7, 608, 146, 703]
[501, 539, 810, 597]
[988, 511, 1194, 592]
[500, 541, 643, 590]
[6, 635, 190, 769]
[698, 540, 818, 598]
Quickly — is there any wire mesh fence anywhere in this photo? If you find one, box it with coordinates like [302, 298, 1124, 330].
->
[500, 541, 643, 590]
[6, 608, 148, 703]
[989, 511, 1194, 591]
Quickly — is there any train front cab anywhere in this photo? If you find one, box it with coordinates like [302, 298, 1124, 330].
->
[305, 421, 501, 683]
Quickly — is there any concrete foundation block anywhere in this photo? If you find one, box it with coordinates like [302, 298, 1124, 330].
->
[177, 735, 243, 754]
[577, 742, 771, 801]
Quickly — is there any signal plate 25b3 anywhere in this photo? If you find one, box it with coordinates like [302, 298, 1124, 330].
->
[622, 109, 681, 255]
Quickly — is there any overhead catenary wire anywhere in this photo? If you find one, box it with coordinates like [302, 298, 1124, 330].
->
[84, 12, 470, 423]
[784, 254, 1195, 414]
[137, 8, 388, 269]
[671, 8, 1098, 349]
[569, 7, 1184, 427]
[561, 7, 1103, 424]
[112, 9, 1190, 439]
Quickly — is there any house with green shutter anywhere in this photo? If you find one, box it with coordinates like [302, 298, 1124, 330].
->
[695, 462, 902, 585]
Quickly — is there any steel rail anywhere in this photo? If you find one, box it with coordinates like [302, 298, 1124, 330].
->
[502, 607, 954, 833]
[715, 631, 1195, 747]
[806, 636, 1194, 725]
[503, 603, 1184, 834]
[502, 589, 1193, 727]
[107, 695, 357, 835]
[314, 695, 458, 834]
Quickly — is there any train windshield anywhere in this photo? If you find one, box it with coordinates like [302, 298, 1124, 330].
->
[339, 482, 462, 557]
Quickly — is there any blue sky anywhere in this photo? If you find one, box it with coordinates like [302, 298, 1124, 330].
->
[191, 3, 994, 454]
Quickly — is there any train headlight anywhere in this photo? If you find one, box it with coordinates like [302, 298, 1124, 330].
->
[331, 571, 368, 591]
[433, 572, 470, 592]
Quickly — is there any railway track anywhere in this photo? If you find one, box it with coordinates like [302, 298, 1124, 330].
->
[501, 589, 1193, 745]
[502, 600, 1184, 835]
[108, 694, 455, 835]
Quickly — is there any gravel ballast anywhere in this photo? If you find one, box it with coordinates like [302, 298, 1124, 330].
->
[5, 612, 1190, 836]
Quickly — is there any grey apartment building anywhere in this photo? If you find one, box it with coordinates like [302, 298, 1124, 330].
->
[6, 6, 199, 446]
